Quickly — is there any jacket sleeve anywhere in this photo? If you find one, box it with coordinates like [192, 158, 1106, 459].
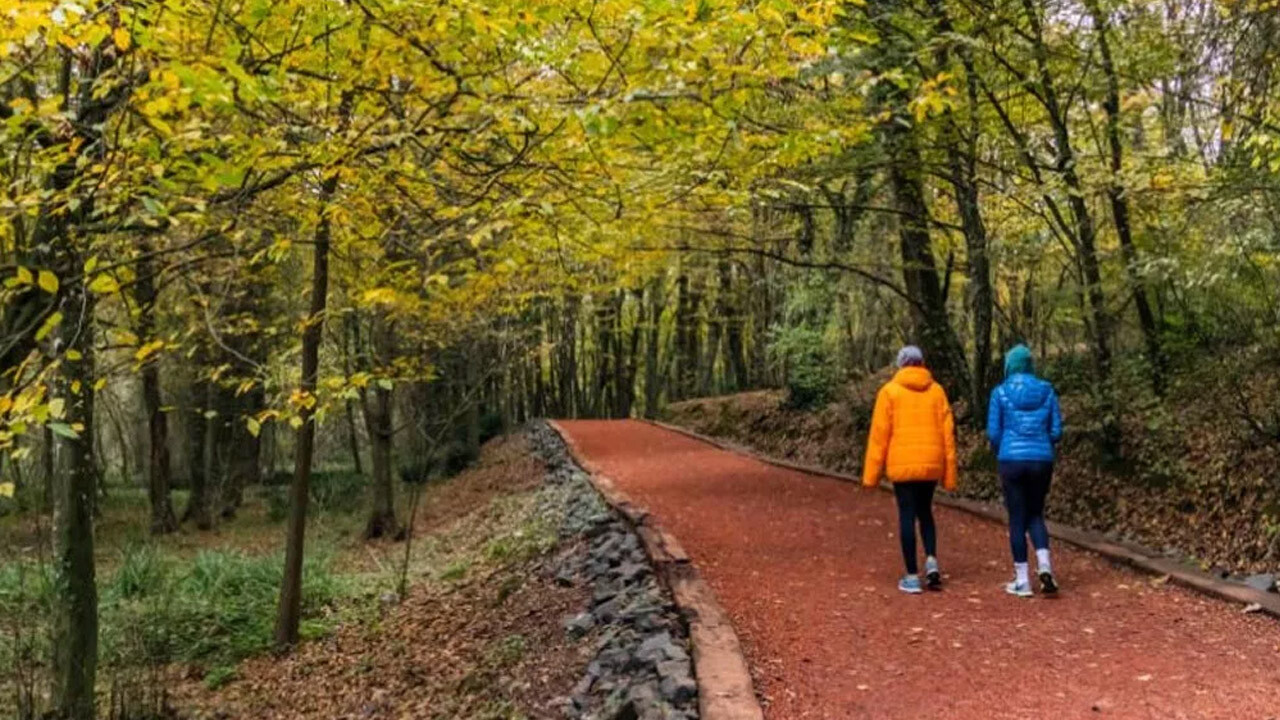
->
[861, 387, 892, 487]
[1049, 387, 1063, 444]
[939, 389, 958, 491]
[986, 387, 1002, 452]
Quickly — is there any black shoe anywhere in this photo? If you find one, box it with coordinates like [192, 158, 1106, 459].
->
[925, 570, 942, 590]
[1039, 571, 1059, 595]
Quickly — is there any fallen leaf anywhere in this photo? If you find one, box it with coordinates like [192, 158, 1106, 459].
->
[1242, 603, 1263, 614]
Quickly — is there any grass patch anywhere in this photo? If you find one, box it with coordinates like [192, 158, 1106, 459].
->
[1, 543, 348, 684]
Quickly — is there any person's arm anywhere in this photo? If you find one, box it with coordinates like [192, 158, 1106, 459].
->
[986, 386, 1002, 453]
[862, 387, 892, 487]
[940, 389, 958, 491]
[1049, 387, 1063, 444]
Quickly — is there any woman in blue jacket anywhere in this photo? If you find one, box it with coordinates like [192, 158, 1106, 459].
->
[987, 345, 1063, 597]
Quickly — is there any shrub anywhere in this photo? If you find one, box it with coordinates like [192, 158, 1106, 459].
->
[772, 325, 837, 410]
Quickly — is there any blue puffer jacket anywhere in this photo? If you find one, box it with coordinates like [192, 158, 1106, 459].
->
[987, 373, 1063, 463]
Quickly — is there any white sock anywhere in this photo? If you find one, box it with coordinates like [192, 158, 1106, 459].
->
[1036, 549, 1052, 573]
[1014, 562, 1030, 586]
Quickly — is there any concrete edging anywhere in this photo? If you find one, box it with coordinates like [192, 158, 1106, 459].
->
[547, 420, 765, 720]
[644, 418, 1280, 619]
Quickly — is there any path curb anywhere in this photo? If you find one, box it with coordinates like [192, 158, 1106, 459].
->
[644, 419, 1280, 619]
[548, 420, 765, 720]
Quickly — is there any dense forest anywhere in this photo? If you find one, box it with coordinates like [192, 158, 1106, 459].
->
[3, 0, 1280, 717]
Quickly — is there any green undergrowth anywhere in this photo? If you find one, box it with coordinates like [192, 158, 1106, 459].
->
[2, 435, 565, 709]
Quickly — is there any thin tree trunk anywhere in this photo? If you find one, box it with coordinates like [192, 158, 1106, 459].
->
[275, 127, 345, 648]
[363, 315, 398, 540]
[183, 378, 213, 531]
[1020, 0, 1119, 451]
[50, 288, 98, 720]
[137, 244, 178, 534]
[643, 280, 664, 418]
[927, 0, 995, 419]
[1087, 0, 1166, 396]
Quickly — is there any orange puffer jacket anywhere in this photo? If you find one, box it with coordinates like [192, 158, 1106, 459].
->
[861, 366, 958, 490]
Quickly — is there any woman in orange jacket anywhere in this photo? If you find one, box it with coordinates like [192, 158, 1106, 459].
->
[861, 346, 959, 594]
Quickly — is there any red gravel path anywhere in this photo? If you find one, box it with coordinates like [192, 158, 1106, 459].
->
[558, 419, 1280, 720]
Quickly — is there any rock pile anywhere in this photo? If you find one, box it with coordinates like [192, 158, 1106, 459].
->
[530, 423, 698, 720]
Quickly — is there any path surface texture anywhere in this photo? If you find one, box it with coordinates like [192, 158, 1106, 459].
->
[556, 419, 1280, 720]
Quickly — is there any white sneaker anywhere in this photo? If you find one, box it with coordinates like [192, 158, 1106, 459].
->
[1005, 580, 1033, 598]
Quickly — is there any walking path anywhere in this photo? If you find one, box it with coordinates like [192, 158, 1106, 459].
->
[557, 419, 1280, 720]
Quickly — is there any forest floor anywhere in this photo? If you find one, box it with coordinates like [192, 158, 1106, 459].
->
[0, 435, 608, 719]
[665, 364, 1280, 578]
[558, 419, 1280, 719]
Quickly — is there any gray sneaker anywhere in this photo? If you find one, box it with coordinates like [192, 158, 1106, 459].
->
[898, 575, 924, 594]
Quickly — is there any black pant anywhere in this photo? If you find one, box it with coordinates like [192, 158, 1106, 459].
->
[999, 461, 1053, 564]
[893, 481, 938, 575]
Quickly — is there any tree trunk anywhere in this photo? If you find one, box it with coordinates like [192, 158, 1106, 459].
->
[1020, 0, 1119, 451]
[183, 378, 214, 531]
[50, 287, 98, 720]
[643, 280, 664, 418]
[884, 128, 971, 398]
[927, 0, 995, 419]
[220, 387, 262, 519]
[363, 315, 398, 540]
[136, 244, 178, 535]
[275, 158, 342, 649]
[721, 260, 750, 392]
[1088, 0, 1166, 396]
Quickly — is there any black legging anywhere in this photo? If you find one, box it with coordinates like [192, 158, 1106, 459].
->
[999, 461, 1053, 564]
[893, 481, 938, 575]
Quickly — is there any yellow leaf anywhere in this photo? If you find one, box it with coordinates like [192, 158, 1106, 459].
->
[0, 396, 11, 414]
[362, 288, 397, 305]
[112, 27, 131, 51]
[0, 482, 14, 499]
[38, 270, 58, 294]
[35, 311, 63, 342]
[66, 349, 83, 361]
[48, 398, 66, 419]
[93, 378, 107, 391]
[246, 418, 261, 437]
[16, 267, 32, 285]
[71, 380, 81, 394]
[135, 340, 165, 361]
[88, 274, 119, 294]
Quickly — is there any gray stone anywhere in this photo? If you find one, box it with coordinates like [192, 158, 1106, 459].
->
[636, 632, 679, 665]
[565, 612, 595, 638]
[625, 682, 663, 714]
[658, 671, 697, 705]
[1245, 573, 1277, 593]
[594, 597, 623, 624]
[593, 581, 623, 606]
[615, 562, 651, 584]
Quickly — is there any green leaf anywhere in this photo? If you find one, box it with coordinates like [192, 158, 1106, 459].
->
[48, 422, 79, 440]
